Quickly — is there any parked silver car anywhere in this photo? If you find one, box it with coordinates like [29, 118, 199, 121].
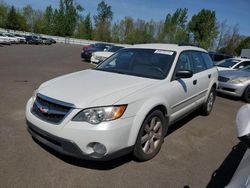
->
[218, 66, 250, 102]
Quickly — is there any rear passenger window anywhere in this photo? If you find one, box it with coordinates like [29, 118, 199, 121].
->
[201, 53, 214, 69]
[191, 52, 207, 73]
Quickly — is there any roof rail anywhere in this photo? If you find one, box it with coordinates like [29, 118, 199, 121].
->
[178, 43, 201, 48]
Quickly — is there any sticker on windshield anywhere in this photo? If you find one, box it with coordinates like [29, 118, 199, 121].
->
[154, 50, 174, 55]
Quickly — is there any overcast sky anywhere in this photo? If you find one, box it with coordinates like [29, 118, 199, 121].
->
[5, 0, 250, 36]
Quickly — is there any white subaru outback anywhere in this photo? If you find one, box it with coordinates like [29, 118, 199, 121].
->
[26, 44, 218, 161]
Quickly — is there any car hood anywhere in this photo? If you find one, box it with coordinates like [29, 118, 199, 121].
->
[219, 70, 250, 79]
[38, 69, 157, 108]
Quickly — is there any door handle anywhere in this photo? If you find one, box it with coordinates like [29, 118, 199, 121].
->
[193, 80, 197, 85]
[208, 74, 211, 79]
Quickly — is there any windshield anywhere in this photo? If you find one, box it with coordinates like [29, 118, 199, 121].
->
[215, 59, 240, 68]
[96, 48, 176, 79]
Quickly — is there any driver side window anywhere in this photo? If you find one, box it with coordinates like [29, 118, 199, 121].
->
[176, 52, 193, 71]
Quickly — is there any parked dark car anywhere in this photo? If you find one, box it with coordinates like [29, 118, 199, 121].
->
[81, 43, 112, 61]
[41, 37, 52, 45]
[25, 35, 42, 45]
[209, 52, 233, 63]
[47, 38, 56, 44]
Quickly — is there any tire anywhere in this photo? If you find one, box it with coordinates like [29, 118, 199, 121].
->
[243, 86, 250, 103]
[133, 110, 167, 161]
[202, 87, 216, 116]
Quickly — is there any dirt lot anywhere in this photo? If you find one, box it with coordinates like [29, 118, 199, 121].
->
[0, 44, 247, 188]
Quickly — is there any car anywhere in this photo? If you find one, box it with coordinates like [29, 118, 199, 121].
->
[209, 52, 233, 63]
[81, 43, 112, 61]
[226, 104, 250, 188]
[0, 32, 16, 44]
[217, 66, 250, 102]
[2, 33, 20, 44]
[91, 45, 124, 65]
[0, 34, 11, 45]
[26, 43, 218, 161]
[25, 35, 42, 45]
[40, 37, 52, 45]
[216, 57, 250, 71]
[13, 33, 26, 43]
[47, 38, 56, 44]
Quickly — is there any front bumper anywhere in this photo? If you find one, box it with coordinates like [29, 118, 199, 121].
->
[27, 120, 133, 160]
[26, 98, 135, 160]
[217, 82, 246, 97]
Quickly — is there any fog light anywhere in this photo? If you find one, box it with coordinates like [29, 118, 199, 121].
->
[93, 143, 107, 155]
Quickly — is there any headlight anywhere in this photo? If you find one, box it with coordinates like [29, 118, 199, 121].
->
[72, 105, 127, 124]
[230, 77, 250, 84]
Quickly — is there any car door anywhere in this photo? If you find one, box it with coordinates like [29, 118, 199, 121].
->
[189, 51, 211, 104]
[167, 51, 199, 122]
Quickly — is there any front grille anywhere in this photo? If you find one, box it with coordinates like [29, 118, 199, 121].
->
[218, 76, 230, 82]
[31, 94, 73, 124]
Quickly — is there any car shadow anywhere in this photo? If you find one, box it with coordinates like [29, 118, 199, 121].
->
[166, 109, 200, 136]
[32, 137, 133, 170]
[206, 142, 247, 188]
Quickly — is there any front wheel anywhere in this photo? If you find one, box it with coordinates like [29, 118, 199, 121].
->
[202, 88, 216, 116]
[133, 110, 166, 161]
[243, 86, 250, 103]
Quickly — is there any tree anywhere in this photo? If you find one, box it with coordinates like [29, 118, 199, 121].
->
[0, 1, 9, 28]
[23, 5, 34, 31]
[43, 5, 54, 34]
[75, 13, 92, 39]
[235, 37, 250, 56]
[53, 0, 83, 36]
[93, 0, 113, 41]
[219, 25, 242, 55]
[83, 13, 92, 39]
[159, 8, 189, 43]
[188, 9, 218, 49]
[6, 6, 19, 30]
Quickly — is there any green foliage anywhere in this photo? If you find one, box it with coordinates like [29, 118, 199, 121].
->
[75, 13, 92, 39]
[188, 9, 218, 49]
[0, 1, 9, 28]
[218, 25, 241, 55]
[6, 6, 19, 30]
[235, 37, 250, 55]
[93, 0, 113, 41]
[160, 8, 189, 43]
[42, 5, 54, 34]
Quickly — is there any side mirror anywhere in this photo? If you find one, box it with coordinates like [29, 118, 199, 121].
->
[237, 104, 250, 148]
[175, 70, 193, 79]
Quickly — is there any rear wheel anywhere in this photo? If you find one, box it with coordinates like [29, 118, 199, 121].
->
[243, 86, 250, 103]
[133, 110, 166, 161]
[202, 87, 216, 116]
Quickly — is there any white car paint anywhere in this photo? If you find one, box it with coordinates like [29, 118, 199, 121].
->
[91, 51, 114, 64]
[217, 57, 250, 71]
[26, 43, 218, 160]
